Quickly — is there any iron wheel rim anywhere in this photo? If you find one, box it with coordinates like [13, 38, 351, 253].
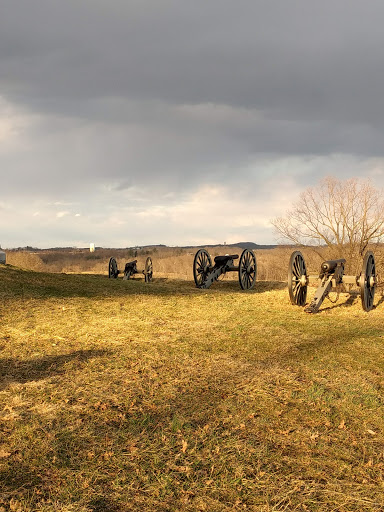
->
[108, 257, 118, 279]
[145, 257, 153, 283]
[360, 251, 376, 311]
[193, 249, 212, 288]
[288, 251, 307, 306]
[238, 249, 257, 290]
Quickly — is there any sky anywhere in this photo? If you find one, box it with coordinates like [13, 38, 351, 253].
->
[1, 0, 384, 248]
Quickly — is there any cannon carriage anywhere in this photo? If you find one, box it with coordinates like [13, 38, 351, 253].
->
[193, 248, 257, 289]
[108, 256, 153, 282]
[288, 250, 377, 313]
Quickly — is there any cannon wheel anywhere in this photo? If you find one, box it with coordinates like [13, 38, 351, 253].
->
[108, 257, 119, 279]
[238, 249, 257, 290]
[144, 257, 153, 283]
[360, 251, 376, 311]
[288, 251, 307, 306]
[193, 249, 212, 288]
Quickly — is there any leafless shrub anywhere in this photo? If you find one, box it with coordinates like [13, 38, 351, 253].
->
[272, 177, 384, 273]
[6, 251, 45, 271]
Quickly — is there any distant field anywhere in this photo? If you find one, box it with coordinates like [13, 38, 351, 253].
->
[6, 245, 384, 282]
[1, 264, 384, 511]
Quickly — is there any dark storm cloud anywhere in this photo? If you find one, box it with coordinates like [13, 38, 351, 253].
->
[2, 0, 384, 128]
[1, 0, 384, 247]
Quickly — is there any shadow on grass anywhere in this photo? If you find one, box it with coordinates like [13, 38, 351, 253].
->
[0, 265, 286, 299]
[1, 335, 382, 510]
[316, 293, 358, 313]
[374, 291, 384, 309]
[0, 349, 109, 390]
[308, 289, 383, 313]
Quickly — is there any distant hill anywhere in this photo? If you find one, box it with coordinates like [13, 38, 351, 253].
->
[127, 242, 277, 250]
[179, 242, 277, 250]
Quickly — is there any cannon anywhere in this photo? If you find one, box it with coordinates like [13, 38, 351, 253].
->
[288, 250, 377, 313]
[108, 256, 153, 282]
[193, 249, 257, 289]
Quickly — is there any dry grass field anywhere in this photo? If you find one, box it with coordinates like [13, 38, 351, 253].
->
[8, 245, 384, 282]
[1, 252, 384, 511]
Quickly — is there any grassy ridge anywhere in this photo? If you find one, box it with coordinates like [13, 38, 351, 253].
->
[1, 266, 384, 511]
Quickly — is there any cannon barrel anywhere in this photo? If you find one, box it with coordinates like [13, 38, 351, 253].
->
[321, 259, 346, 273]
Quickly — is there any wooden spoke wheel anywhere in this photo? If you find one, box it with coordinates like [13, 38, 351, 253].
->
[144, 257, 153, 283]
[238, 249, 257, 290]
[108, 257, 119, 279]
[288, 251, 308, 306]
[193, 249, 212, 288]
[360, 251, 376, 312]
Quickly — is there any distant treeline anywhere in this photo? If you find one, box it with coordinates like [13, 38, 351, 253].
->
[6, 242, 278, 252]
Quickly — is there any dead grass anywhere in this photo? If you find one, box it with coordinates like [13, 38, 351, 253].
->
[6, 245, 384, 284]
[1, 265, 384, 511]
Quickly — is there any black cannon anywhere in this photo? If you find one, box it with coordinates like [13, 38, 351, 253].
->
[193, 249, 257, 289]
[108, 256, 153, 283]
[288, 250, 377, 313]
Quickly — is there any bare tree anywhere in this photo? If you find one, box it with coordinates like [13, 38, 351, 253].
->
[272, 177, 384, 267]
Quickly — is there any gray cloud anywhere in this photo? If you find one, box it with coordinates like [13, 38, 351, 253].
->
[1, 0, 384, 247]
[2, 1, 384, 119]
